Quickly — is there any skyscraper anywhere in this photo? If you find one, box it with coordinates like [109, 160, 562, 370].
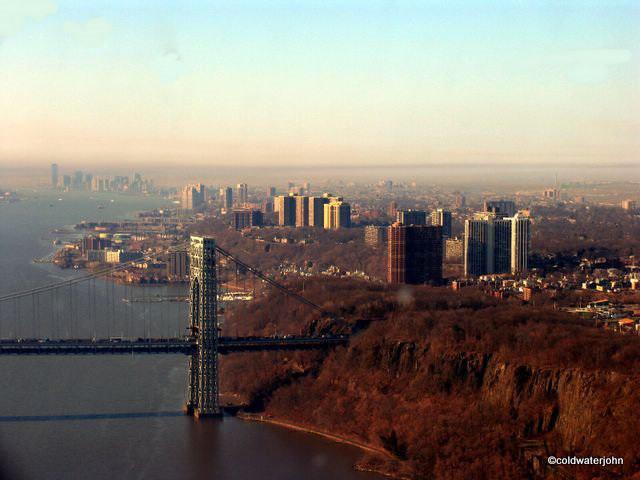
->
[295, 196, 309, 227]
[484, 200, 516, 217]
[464, 218, 490, 277]
[493, 218, 512, 274]
[181, 184, 206, 211]
[463, 213, 531, 276]
[51, 164, 58, 188]
[511, 213, 531, 274]
[389, 201, 398, 217]
[275, 195, 296, 226]
[430, 209, 452, 238]
[232, 209, 263, 230]
[309, 196, 329, 227]
[323, 198, 351, 229]
[388, 223, 443, 284]
[396, 210, 427, 225]
[364, 225, 388, 247]
[219, 187, 233, 210]
[167, 251, 189, 280]
[236, 183, 248, 205]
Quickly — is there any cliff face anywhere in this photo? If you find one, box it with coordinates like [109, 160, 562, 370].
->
[220, 283, 640, 479]
[355, 339, 638, 453]
[480, 361, 638, 459]
[248, 340, 639, 479]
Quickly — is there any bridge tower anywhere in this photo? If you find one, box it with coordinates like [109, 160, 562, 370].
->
[184, 236, 221, 418]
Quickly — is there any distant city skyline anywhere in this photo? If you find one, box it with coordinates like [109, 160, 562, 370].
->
[1, 1, 638, 167]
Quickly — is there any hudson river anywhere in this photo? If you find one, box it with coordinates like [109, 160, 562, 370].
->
[0, 191, 379, 480]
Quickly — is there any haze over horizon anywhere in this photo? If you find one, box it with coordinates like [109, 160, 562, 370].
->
[1, 0, 639, 168]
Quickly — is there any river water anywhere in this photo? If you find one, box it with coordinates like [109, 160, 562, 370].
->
[0, 191, 378, 480]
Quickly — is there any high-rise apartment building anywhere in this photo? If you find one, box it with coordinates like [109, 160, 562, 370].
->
[621, 199, 637, 211]
[275, 195, 296, 226]
[81, 235, 112, 255]
[181, 185, 195, 210]
[389, 201, 398, 217]
[232, 209, 263, 230]
[430, 209, 452, 238]
[167, 251, 189, 280]
[511, 213, 531, 274]
[51, 164, 58, 188]
[236, 183, 248, 205]
[396, 210, 427, 225]
[309, 196, 329, 227]
[484, 200, 516, 217]
[364, 225, 388, 247]
[295, 196, 309, 227]
[445, 238, 463, 260]
[323, 198, 351, 229]
[219, 187, 233, 210]
[464, 213, 531, 276]
[464, 219, 490, 277]
[181, 184, 206, 211]
[493, 218, 512, 274]
[387, 223, 443, 284]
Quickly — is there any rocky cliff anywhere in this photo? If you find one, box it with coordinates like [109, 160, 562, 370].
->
[220, 281, 640, 479]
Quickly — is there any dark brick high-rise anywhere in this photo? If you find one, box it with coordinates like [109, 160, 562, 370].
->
[387, 223, 443, 284]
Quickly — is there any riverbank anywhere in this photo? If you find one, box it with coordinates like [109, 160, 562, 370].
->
[237, 412, 411, 479]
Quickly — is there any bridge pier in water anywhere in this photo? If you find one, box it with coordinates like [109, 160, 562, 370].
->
[184, 236, 221, 419]
[0, 235, 349, 415]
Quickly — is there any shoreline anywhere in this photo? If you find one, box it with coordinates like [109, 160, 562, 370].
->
[237, 412, 393, 458]
[237, 413, 412, 479]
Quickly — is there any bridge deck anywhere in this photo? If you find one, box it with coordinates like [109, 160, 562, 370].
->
[0, 336, 348, 355]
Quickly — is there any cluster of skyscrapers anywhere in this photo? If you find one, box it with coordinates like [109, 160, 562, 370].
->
[274, 193, 351, 230]
[50, 164, 153, 194]
[375, 200, 531, 284]
[179, 182, 351, 231]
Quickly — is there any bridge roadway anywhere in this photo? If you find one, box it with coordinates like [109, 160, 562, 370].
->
[0, 336, 349, 355]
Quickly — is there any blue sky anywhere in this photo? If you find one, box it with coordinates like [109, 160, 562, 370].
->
[1, 0, 638, 166]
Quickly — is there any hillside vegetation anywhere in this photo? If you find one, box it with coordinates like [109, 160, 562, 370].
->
[220, 279, 640, 479]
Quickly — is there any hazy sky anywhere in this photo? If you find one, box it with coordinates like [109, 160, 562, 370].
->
[1, 0, 639, 167]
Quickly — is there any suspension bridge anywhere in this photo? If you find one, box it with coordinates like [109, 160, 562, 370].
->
[0, 236, 347, 419]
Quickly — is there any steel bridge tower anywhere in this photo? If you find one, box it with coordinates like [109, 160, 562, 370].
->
[184, 236, 221, 418]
